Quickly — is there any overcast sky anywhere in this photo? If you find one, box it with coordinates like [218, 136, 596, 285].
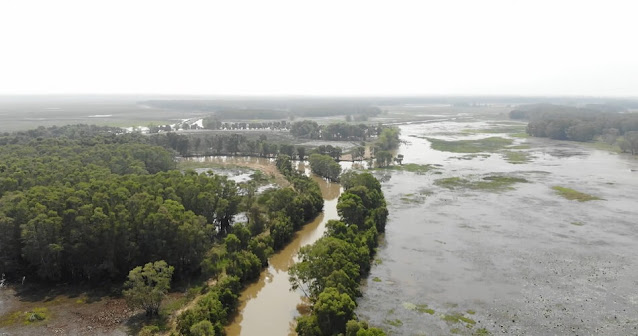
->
[1, 0, 637, 96]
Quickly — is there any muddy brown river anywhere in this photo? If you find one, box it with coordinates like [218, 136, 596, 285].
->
[214, 162, 342, 336]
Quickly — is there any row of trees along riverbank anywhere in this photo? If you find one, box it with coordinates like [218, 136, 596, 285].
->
[290, 170, 389, 336]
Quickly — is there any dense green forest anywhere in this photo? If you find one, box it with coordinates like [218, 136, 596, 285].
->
[0, 125, 324, 286]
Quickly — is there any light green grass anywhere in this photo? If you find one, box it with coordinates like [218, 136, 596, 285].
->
[427, 137, 513, 153]
[382, 163, 439, 174]
[552, 186, 602, 202]
[441, 312, 476, 325]
[435, 175, 528, 192]
[502, 151, 533, 164]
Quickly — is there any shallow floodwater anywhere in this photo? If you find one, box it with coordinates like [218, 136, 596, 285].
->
[356, 121, 638, 335]
[226, 173, 342, 336]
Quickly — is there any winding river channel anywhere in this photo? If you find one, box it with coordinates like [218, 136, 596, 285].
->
[180, 156, 344, 336]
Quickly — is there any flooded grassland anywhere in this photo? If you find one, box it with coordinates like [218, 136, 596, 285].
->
[357, 117, 638, 335]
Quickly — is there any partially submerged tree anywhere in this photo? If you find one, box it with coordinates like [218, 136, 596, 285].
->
[123, 260, 174, 316]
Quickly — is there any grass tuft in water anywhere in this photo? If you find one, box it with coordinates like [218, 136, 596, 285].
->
[384, 318, 403, 327]
[441, 312, 476, 325]
[552, 186, 602, 202]
[502, 151, 532, 164]
[372, 277, 382, 282]
[382, 163, 439, 174]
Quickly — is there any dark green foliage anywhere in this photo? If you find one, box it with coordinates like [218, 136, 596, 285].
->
[314, 287, 356, 335]
[122, 260, 174, 316]
[308, 153, 342, 181]
[0, 126, 245, 282]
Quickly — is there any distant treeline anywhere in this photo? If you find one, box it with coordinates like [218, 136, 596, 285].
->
[290, 120, 383, 141]
[510, 104, 638, 153]
[143, 100, 382, 119]
[201, 118, 290, 131]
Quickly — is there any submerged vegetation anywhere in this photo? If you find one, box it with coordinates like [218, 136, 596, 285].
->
[501, 150, 533, 164]
[427, 137, 513, 153]
[552, 186, 602, 202]
[382, 163, 438, 174]
[435, 175, 529, 192]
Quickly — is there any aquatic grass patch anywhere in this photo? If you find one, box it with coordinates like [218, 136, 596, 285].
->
[506, 144, 531, 150]
[384, 318, 403, 327]
[427, 137, 513, 153]
[372, 277, 382, 282]
[552, 186, 602, 202]
[502, 151, 533, 164]
[462, 125, 527, 134]
[399, 191, 430, 204]
[510, 132, 530, 138]
[435, 175, 529, 192]
[402, 302, 435, 315]
[382, 163, 439, 175]
[454, 153, 491, 161]
[441, 312, 476, 325]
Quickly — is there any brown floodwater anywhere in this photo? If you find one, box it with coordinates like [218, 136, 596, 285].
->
[225, 168, 342, 336]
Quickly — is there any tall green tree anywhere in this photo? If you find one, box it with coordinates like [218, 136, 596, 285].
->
[123, 260, 174, 316]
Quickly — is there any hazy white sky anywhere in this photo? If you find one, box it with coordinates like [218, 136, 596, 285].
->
[1, 0, 637, 96]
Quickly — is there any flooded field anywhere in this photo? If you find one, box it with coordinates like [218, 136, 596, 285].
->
[356, 119, 638, 335]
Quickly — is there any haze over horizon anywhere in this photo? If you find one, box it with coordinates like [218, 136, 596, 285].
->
[1, 0, 637, 97]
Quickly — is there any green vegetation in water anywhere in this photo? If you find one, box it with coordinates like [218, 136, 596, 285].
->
[462, 125, 527, 134]
[571, 221, 585, 226]
[374, 258, 383, 265]
[454, 153, 491, 160]
[441, 312, 476, 325]
[427, 137, 513, 153]
[510, 132, 530, 138]
[400, 191, 430, 204]
[552, 186, 602, 202]
[384, 319, 403, 327]
[584, 138, 622, 153]
[403, 302, 435, 315]
[466, 310, 476, 315]
[435, 175, 529, 192]
[474, 328, 491, 336]
[383, 163, 438, 174]
[506, 144, 531, 149]
[502, 151, 533, 164]
[372, 277, 382, 282]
